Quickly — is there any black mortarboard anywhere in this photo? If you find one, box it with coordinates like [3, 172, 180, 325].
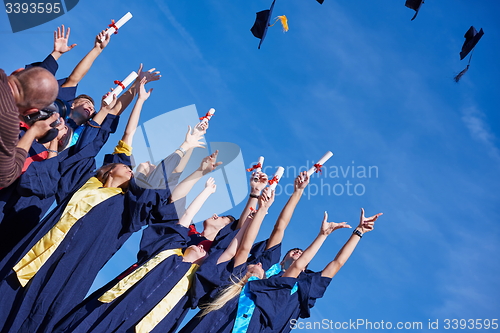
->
[405, 0, 424, 21]
[316, 0, 324, 4]
[251, 0, 276, 49]
[250, 0, 288, 49]
[459, 26, 484, 60]
[454, 26, 485, 82]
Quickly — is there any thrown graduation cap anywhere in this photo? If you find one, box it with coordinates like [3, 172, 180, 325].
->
[405, 0, 424, 21]
[454, 26, 484, 82]
[250, 0, 288, 49]
[316, 0, 324, 4]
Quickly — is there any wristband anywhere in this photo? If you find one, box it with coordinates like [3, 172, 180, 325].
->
[176, 147, 186, 157]
[249, 194, 259, 199]
[47, 149, 59, 154]
[353, 229, 363, 238]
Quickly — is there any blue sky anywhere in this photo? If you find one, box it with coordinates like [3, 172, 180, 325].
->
[1, 0, 500, 331]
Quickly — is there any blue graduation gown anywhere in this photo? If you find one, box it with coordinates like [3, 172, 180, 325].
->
[53, 222, 191, 333]
[246, 271, 332, 333]
[177, 241, 282, 333]
[0, 150, 180, 333]
[0, 114, 119, 260]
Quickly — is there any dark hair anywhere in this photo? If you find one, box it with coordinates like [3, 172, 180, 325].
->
[282, 248, 304, 261]
[57, 126, 74, 152]
[281, 248, 308, 270]
[222, 215, 236, 223]
[74, 94, 95, 106]
[95, 163, 120, 185]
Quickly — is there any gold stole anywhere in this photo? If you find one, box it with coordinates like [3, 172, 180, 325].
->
[13, 177, 123, 287]
[98, 248, 184, 303]
[134, 263, 199, 333]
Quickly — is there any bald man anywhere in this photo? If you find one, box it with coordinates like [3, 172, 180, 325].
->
[0, 66, 59, 188]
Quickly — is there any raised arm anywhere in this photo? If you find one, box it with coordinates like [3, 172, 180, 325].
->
[51, 25, 77, 61]
[114, 64, 161, 116]
[283, 211, 351, 278]
[173, 121, 207, 174]
[178, 177, 216, 228]
[91, 93, 122, 125]
[216, 213, 254, 265]
[321, 208, 382, 278]
[133, 123, 205, 191]
[61, 30, 110, 88]
[233, 188, 275, 267]
[121, 77, 151, 146]
[266, 171, 309, 250]
[169, 150, 221, 203]
[236, 172, 268, 230]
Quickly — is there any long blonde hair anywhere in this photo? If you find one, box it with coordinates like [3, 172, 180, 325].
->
[199, 274, 250, 317]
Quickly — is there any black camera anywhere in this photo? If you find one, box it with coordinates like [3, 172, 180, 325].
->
[23, 98, 71, 144]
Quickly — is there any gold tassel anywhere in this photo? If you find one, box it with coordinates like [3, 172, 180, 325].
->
[270, 15, 289, 32]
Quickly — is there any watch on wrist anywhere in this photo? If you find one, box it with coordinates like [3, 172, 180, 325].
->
[353, 229, 363, 238]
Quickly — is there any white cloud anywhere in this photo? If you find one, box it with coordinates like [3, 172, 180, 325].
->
[461, 106, 500, 161]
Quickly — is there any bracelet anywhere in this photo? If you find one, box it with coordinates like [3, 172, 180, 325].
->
[249, 194, 259, 199]
[47, 149, 59, 154]
[353, 229, 363, 238]
[176, 147, 186, 157]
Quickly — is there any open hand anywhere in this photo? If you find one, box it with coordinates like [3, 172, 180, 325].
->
[205, 177, 217, 193]
[320, 211, 351, 236]
[53, 25, 76, 54]
[357, 208, 383, 234]
[199, 150, 222, 175]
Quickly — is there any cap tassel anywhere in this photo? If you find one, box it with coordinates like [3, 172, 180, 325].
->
[454, 50, 474, 83]
[270, 15, 288, 32]
[454, 65, 469, 82]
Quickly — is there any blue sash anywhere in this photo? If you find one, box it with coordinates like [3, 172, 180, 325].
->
[232, 263, 298, 332]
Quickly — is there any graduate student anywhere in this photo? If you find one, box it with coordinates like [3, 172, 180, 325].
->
[203, 208, 382, 333]
[0, 78, 204, 333]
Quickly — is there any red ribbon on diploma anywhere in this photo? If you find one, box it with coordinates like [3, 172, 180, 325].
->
[199, 112, 214, 121]
[108, 19, 119, 34]
[114, 80, 125, 90]
[246, 163, 262, 172]
[314, 163, 323, 174]
[268, 176, 279, 185]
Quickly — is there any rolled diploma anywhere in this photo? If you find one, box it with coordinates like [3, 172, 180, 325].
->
[268, 167, 284, 191]
[307, 151, 333, 176]
[103, 71, 138, 105]
[201, 108, 215, 123]
[255, 156, 264, 173]
[251, 156, 264, 180]
[102, 12, 133, 41]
